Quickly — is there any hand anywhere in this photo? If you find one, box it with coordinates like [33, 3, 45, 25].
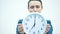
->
[43, 24, 50, 34]
[18, 24, 25, 34]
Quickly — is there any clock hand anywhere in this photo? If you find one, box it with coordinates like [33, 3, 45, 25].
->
[31, 15, 36, 30]
[31, 21, 35, 30]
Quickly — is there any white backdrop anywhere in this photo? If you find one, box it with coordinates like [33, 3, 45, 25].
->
[0, 0, 60, 34]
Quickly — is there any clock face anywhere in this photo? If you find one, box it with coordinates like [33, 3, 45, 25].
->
[22, 13, 47, 34]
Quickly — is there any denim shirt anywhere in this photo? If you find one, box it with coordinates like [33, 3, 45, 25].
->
[16, 19, 53, 34]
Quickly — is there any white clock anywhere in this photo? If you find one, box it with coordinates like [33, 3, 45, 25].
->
[22, 13, 47, 34]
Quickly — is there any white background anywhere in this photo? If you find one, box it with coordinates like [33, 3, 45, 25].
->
[0, 0, 60, 34]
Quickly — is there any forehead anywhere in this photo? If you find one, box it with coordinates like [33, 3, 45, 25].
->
[29, 1, 41, 6]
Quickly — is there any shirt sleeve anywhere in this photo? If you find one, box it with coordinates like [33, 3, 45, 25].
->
[47, 20, 53, 34]
[18, 19, 23, 24]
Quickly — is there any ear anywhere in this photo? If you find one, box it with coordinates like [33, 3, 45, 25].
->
[41, 5, 43, 9]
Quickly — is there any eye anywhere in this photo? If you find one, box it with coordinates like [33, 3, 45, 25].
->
[36, 5, 40, 8]
[30, 6, 34, 9]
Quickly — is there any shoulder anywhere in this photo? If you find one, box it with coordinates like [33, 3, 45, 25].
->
[46, 20, 51, 25]
[18, 19, 23, 24]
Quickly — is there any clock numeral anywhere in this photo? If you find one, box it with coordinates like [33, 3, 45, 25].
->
[41, 20, 43, 22]
[33, 32, 35, 34]
[38, 16, 43, 22]
[38, 30, 40, 34]
[38, 30, 39, 32]
[29, 30, 31, 32]
[41, 28, 43, 30]
[42, 24, 44, 26]
[26, 18, 29, 21]
[38, 16, 40, 19]
[25, 23, 27, 25]
[26, 27, 28, 30]
[29, 15, 32, 18]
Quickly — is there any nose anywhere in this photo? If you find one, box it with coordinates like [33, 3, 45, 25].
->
[34, 7, 37, 12]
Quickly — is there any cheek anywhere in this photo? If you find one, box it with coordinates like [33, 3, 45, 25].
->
[29, 9, 34, 12]
[38, 8, 42, 12]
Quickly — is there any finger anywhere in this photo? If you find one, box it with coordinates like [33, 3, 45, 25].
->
[45, 24, 50, 32]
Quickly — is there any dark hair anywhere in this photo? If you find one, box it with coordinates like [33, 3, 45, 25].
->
[28, 0, 43, 9]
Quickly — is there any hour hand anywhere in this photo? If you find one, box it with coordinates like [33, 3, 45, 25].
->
[31, 22, 35, 30]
